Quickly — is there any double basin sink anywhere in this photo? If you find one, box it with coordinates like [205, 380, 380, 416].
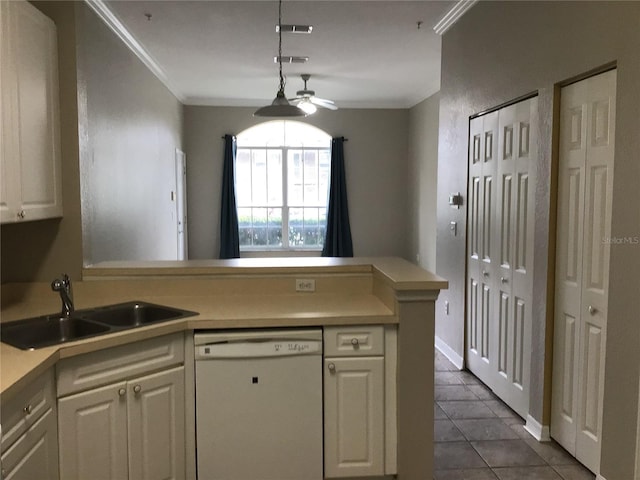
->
[0, 302, 198, 350]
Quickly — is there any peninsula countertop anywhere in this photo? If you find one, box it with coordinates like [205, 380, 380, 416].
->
[1, 257, 447, 402]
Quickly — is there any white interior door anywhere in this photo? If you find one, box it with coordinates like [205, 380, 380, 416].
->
[466, 97, 537, 419]
[467, 110, 498, 385]
[551, 69, 616, 475]
[175, 149, 188, 260]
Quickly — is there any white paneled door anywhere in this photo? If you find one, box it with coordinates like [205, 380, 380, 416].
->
[466, 97, 538, 418]
[551, 69, 616, 475]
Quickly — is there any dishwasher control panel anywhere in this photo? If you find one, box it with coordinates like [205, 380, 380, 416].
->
[197, 339, 322, 359]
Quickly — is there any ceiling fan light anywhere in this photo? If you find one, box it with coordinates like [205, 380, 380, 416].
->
[298, 100, 317, 115]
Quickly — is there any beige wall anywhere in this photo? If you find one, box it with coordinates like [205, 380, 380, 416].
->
[184, 106, 411, 260]
[1, 1, 83, 283]
[76, 4, 184, 265]
[408, 93, 439, 273]
[436, 2, 640, 478]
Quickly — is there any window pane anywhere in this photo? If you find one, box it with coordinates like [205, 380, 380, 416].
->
[288, 150, 303, 206]
[238, 207, 252, 246]
[303, 208, 321, 246]
[251, 150, 267, 205]
[236, 149, 252, 206]
[267, 208, 282, 247]
[238, 120, 285, 147]
[289, 207, 303, 246]
[319, 150, 330, 206]
[252, 208, 268, 245]
[267, 150, 282, 206]
[304, 150, 318, 206]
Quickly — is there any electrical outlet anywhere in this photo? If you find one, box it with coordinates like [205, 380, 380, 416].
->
[295, 279, 316, 292]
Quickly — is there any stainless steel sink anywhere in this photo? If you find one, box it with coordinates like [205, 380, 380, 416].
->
[81, 302, 196, 328]
[1, 302, 198, 350]
[0, 315, 111, 350]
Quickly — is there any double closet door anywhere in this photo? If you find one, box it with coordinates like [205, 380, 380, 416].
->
[551, 69, 616, 475]
[466, 97, 538, 419]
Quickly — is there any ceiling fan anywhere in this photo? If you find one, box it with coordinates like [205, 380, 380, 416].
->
[289, 74, 338, 114]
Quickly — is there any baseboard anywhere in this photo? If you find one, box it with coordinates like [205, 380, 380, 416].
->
[435, 336, 464, 369]
[524, 415, 551, 441]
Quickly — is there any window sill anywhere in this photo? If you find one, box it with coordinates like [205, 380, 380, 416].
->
[240, 250, 322, 258]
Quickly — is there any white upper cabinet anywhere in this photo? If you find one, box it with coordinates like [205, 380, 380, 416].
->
[0, 0, 62, 224]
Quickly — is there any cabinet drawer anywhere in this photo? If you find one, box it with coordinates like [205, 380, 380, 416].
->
[1, 369, 55, 453]
[324, 325, 384, 357]
[0, 407, 59, 479]
[57, 333, 184, 397]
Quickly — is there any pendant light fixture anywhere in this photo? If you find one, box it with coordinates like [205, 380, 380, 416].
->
[254, 0, 306, 117]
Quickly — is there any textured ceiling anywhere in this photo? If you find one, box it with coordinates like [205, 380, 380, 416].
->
[103, 1, 455, 108]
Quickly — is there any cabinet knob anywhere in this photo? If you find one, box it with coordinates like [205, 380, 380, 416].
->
[351, 338, 359, 347]
[482, 270, 489, 277]
[118, 388, 126, 397]
[17, 210, 25, 219]
[588, 305, 598, 315]
[501, 277, 508, 284]
[133, 384, 142, 394]
[327, 363, 336, 373]
[23, 404, 33, 415]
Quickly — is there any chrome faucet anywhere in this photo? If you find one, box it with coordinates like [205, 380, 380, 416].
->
[51, 274, 74, 317]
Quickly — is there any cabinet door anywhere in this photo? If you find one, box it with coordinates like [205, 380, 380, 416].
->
[0, 408, 58, 480]
[0, 0, 62, 224]
[324, 357, 384, 478]
[0, 0, 19, 222]
[58, 381, 128, 480]
[128, 366, 185, 480]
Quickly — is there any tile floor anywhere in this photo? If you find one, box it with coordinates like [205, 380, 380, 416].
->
[434, 350, 596, 480]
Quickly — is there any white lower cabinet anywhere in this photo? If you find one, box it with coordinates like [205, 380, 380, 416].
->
[58, 366, 185, 480]
[56, 333, 186, 480]
[324, 357, 384, 478]
[0, 369, 58, 480]
[323, 325, 394, 478]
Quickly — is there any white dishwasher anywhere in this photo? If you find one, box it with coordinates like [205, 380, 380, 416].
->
[195, 329, 323, 480]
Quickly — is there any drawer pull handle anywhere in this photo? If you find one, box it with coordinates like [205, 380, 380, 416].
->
[351, 338, 359, 347]
[23, 404, 33, 415]
[328, 363, 336, 373]
[118, 388, 126, 397]
[133, 384, 142, 394]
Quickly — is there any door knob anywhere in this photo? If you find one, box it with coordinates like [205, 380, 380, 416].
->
[588, 305, 597, 315]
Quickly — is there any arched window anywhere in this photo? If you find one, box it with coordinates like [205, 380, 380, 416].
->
[236, 121, 331, 251]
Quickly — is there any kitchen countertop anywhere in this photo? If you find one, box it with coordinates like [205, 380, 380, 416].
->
[1, 257, 447, 403]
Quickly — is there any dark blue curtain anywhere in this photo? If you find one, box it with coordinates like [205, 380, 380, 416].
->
[219, 134, 240, 259]
[322, 137, 353, 257]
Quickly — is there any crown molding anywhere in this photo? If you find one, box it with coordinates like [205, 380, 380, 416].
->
[84, 0, 184, 103]
[433, 0, 479, 35]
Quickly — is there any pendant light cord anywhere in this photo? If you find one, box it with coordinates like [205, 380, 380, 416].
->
[277, 0, 285, 94]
